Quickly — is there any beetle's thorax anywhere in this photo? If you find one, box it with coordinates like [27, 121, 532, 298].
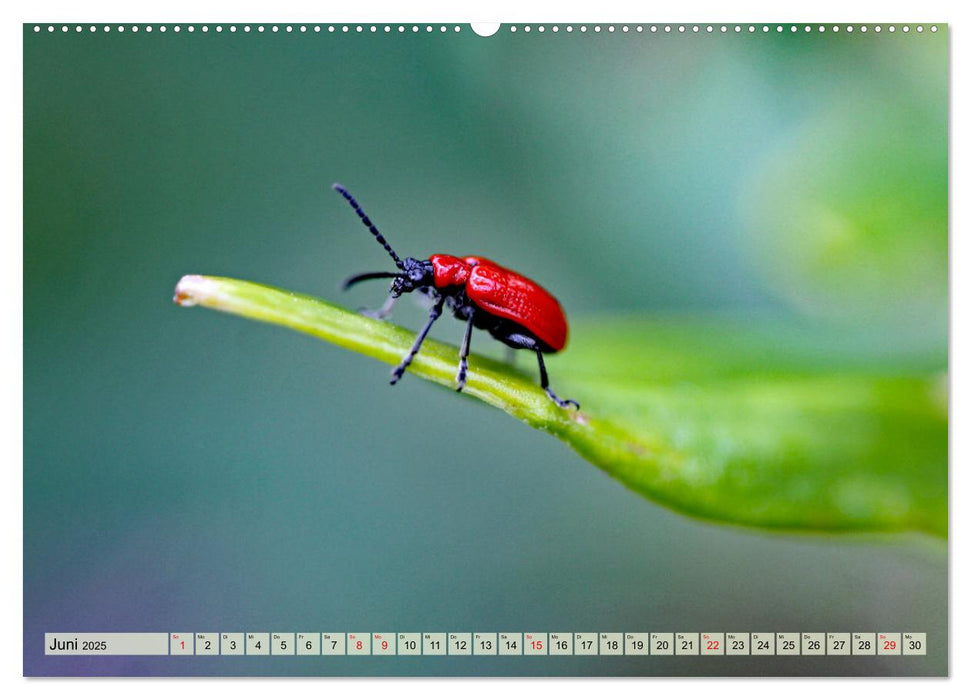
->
[429, 254, 473, 290]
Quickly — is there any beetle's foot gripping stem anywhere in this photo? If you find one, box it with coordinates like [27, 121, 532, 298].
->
[390, 296, 445, 386]
[535, 350, 579, 410]
[361, 307, 391, 320]
[454, 313, 475, 393]
[455, 363, 468, 392]
[390, 351, 416, 385]
[545, 387, 580, 410]
[360, 294, 397, 320]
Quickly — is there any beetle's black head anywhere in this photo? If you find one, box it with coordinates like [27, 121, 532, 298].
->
[341, 257, 434, 296]
[390, 257, 435, 297]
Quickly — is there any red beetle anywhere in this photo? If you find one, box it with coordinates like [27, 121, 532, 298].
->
[334, 183, 578, 409]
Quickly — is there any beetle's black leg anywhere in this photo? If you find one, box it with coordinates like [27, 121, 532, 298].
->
[362, 294, 397, 320]
[536, 350, 579, 410]
[456, 313, 475, 392]
[391, 295, 445, 385]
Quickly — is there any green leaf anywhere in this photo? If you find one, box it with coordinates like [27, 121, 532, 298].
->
[174, 275, 947, 538]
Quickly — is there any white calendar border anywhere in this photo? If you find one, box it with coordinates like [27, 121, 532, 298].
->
[7, 0, 961, 697]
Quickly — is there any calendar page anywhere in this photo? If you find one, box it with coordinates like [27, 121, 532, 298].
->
[23, 19, 947, 677]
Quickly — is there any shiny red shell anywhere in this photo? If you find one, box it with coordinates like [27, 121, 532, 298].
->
[429, 254, 568, 352]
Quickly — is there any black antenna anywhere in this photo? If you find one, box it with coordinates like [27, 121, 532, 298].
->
[332, 183, 405, 270]
[341, 271, 400, 290]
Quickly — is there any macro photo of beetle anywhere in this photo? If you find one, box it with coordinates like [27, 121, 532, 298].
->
[24, 22, 947, 680]
[333, 183, 579, 409]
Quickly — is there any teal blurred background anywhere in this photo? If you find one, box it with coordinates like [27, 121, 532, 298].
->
[24, 24, 946, 675]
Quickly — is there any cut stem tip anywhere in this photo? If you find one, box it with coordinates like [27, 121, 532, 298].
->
[173, 274, 212, 307]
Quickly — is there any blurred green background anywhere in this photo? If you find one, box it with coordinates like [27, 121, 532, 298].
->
[24, 24, 946, 675]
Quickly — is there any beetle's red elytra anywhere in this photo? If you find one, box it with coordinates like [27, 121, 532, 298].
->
[334, 183, 578, 409]
[429, 254, 569, 352]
